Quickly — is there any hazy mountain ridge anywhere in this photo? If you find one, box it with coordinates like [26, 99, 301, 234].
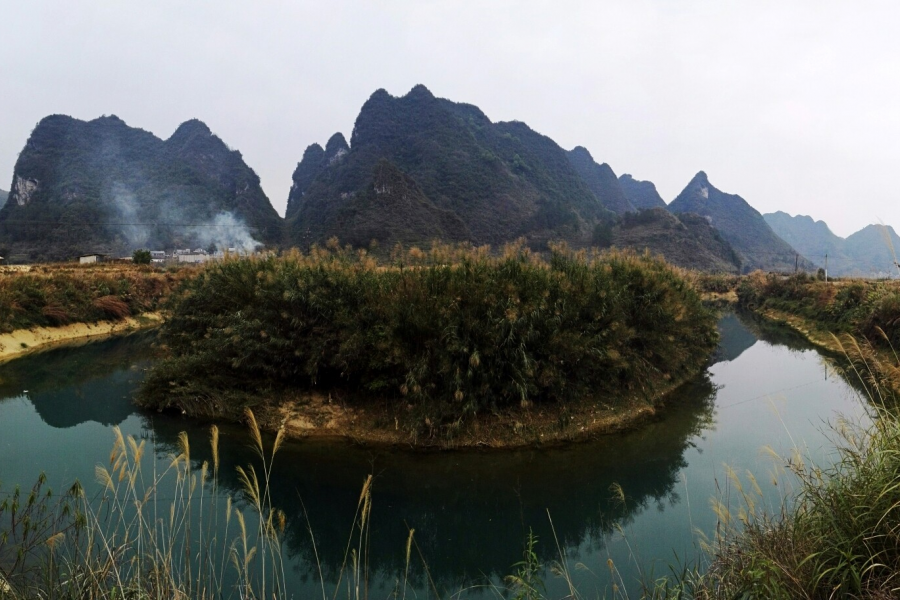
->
[618, 174, 666, 210]
[285, 85, 741, 272]
[287, 85, 615, 249]
[612, 208, 742, 273]
[0, 86, 837, 275]
[566, 147, 635, 214]
[765, 211, 900, 276]
[0, 114, 282, 261]
[0, 189, 7, 210]
[668, 172, 814, 272]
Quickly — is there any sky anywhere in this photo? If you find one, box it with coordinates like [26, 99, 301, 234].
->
[2, 0, 899, 237]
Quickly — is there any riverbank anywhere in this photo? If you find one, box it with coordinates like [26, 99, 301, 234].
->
[0, 312, 162, 364]
[218, 369, 704, 450]
[737, 272, 900, 394]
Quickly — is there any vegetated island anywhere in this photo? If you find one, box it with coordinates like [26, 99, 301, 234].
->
[136, 242, 719, 448]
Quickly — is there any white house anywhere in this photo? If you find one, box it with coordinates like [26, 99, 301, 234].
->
[78, 253, 106, 264]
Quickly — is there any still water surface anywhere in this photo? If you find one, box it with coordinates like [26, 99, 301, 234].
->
[0, 313, 873, 597]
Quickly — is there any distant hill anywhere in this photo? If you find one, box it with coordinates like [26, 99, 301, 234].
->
[0, 115, 283, 261]
[668, 172, 813, 272]
[566, 147, 635, 214]
[287, 85, 615, 249]
[846, 225, 900, 277]
[764, 212, 900, 277]
[763, 212, 851, 274]
[618, 174, 667, 210]
[611, 208, 741, 273]
[0, 189, 7, 210]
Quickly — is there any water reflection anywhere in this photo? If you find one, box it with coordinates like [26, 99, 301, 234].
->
[712, 312, 758, 364]
[0, 333, 154, 428]
[143, 374, 717, 587]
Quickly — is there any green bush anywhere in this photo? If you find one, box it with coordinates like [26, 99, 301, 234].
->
[139, 243, 717, 429]
[132, 249, 152, 264]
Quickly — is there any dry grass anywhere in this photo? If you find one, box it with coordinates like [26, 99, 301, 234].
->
[0, 263, 190, 333]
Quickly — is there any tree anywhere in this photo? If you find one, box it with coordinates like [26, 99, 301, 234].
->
[133, 249, 152, 265]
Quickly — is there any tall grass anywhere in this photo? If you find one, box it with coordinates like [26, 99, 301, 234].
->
[693, 334, 900, 599]
[0, 410, 289, 599]
[139, 242, 717, 433]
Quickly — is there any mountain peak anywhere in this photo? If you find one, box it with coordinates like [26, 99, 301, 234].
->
[325, 132, 349, 155]
[301, 143, 325, 162]
[569, 146, 593, 160]
[93, 114, 127, 126]
[670, 173, 812, 272]
[406, 84, 435, 101]
[690, 171, 709, 185]
[565, 147, 634, 214]
[618, 174, 667, 210]
[170, 119, 212, 139]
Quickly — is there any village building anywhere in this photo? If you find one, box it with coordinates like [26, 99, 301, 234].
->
[78, 253, 107, 264]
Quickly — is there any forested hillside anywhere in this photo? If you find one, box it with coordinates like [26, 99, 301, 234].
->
[0, 115, 282, 261]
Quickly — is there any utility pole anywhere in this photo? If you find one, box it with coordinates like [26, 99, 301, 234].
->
[825, 253, 828, 283]
[795, 252, 799, 273]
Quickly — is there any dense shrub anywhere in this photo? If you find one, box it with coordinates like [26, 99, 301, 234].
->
[139, 243, 718, 426]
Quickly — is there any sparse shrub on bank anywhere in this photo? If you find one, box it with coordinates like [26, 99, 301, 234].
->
[737, 272, 900, 351]
[139, 242, 717, 430]
[0, 264, 184, 333]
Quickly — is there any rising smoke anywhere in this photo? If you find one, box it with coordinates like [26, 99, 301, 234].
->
[109, 183, 261, 253]
[192, 212, 261, 253]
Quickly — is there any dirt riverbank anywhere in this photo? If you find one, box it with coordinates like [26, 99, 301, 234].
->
[0, 313, 162, 364]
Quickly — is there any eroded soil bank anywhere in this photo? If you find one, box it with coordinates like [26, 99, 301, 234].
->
[188, 372, 702, 451]
[0, 313, 162, 364]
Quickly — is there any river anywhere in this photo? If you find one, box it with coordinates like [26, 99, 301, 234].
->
[0, 312, 873, 598]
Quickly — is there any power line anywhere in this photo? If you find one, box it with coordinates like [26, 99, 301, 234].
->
[0, 221, 267, 229]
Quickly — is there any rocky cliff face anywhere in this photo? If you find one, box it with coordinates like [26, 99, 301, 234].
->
[286, 85, 613, 249]
[0, 115, 282, 261]
[668, 172, 813, 272]
[618, 174, 667, 210]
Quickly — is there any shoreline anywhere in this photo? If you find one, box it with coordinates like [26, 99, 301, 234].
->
[0, 313, 163, 364]
[174, 373, 703, 451]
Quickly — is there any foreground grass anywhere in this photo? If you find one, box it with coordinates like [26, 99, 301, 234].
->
[0, 264, 187, 334]
[695, 335, 900, 599]
[0, 409, 698, 600]
[138, 242, 718, 436]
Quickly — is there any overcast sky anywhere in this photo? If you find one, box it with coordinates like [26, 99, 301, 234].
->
[2, 0, 898, 237]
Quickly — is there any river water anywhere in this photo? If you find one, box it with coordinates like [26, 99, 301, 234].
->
[0, 312, 873, 598]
